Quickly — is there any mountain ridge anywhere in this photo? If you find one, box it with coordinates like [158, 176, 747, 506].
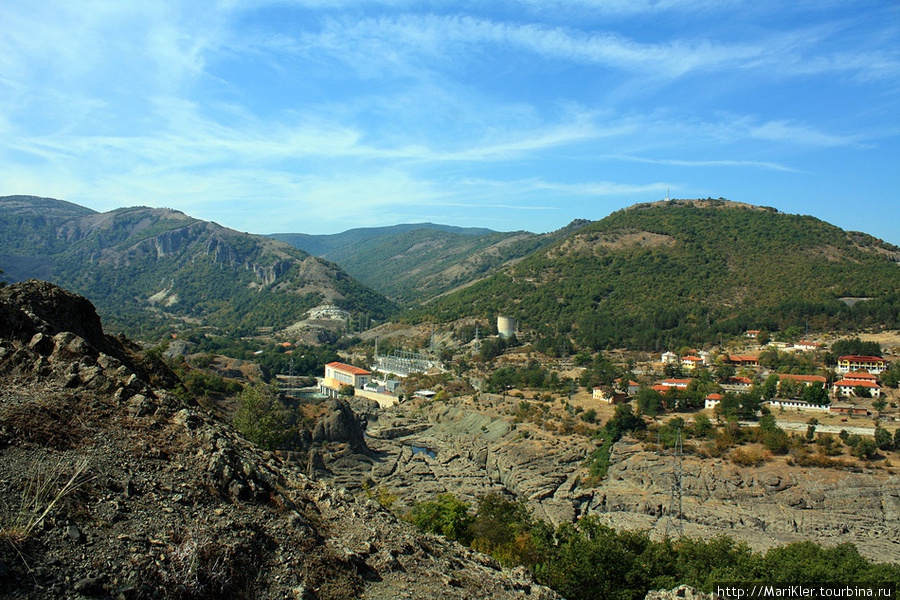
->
[272, 219, 591, 303]
[411, 199, 900, 351]
[0, 196, 395, 337]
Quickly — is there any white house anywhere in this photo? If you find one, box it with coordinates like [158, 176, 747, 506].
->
[319, 361, 372, 397]
[833, 378, 881, 398]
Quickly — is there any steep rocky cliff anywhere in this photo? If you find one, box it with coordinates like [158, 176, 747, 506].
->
[0, 281, 557, 599]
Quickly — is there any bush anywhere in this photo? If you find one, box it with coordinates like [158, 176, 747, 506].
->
[405, 493, 474, 544]
[730, 447, 770, 467]
[232, 384, 292, 451]
[874, 426, 893, 451]
[852, 437, 878, 460]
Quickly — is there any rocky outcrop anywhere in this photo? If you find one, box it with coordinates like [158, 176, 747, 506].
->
[588, 441, 900, 560]
[0, 279, 180, 394]
[356, 402, 596, 526]
[0, 282, 559, 599]
[345, 396, 900, 561]
[645, 586, 716, 600]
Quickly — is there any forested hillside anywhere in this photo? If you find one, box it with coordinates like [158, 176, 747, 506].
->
[272, 221, 589, 303]
[0, 196, 395, 337]
[413, 200, 900, 352]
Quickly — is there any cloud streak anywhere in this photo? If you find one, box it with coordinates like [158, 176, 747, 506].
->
[0, 1, 897, 238]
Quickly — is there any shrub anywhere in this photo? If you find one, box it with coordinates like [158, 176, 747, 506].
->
[852, 437, 878, 460]
[232, 384, 292, 451]
[730, 447, 770, 467]
[405, 493, 474, 544]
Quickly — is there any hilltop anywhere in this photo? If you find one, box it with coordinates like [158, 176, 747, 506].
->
[0, 196, 395, 337]
[414, 199, 900, 350]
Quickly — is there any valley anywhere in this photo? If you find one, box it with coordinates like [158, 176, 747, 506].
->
[3, 195, 900, 597]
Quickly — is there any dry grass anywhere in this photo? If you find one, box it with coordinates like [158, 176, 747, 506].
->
[729, 446, 772, 467]
[0, 391, 89, 449]
[0, 456, 92, 545]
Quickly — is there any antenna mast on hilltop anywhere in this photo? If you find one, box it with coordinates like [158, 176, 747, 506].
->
[666, 187, 670, 202]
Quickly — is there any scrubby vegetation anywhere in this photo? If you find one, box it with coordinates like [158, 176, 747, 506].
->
[411, 202, 900, 351]
[406, 492, 900, 600]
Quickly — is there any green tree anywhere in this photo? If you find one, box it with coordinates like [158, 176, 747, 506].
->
[691, 412, 714, 438]
[852, 437, 878, 460]
[470, 493, 545, 567]
[232, 383, 292, 451]
[761, 373, 780, 400]
[607, 404, 645, 436]
[635, 387, 663, 417]
[874, 426, 893, 451]
[800, 383, 829, 405]
[805, 418, 818, 442]
[406, 493, 474, 544]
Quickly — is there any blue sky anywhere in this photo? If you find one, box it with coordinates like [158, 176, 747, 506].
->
[2, 1, 899, 242]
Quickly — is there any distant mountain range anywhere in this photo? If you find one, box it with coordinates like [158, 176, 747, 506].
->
[3, 195, 899, 350]
[0, 195, 394, 336]
[270, 220, 589, 303]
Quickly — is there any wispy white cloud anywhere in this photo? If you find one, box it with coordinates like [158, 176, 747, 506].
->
[604, 154, 801, 173]
[748, 120, 861, 148]
[462, 177, 667, 197]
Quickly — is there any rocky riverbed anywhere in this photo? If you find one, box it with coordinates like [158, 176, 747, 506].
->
[318, 394, 900, 562]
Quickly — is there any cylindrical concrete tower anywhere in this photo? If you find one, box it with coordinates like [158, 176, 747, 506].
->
[497, 315, 517, 339]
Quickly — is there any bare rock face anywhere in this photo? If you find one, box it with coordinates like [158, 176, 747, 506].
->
[313, 399, 369, 453]
[360, 402, 596, 526]
[0, 279, 180, 393]
[351, 397, 900, 562]
[588, 441, 900, 560]
[0, 281, 560, 599]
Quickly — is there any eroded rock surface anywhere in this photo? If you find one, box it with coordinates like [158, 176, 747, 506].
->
[336, 395, 900, 562]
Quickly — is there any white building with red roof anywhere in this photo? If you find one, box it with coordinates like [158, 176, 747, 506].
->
[836, 355, 886, 374]
[319, 361, 372, 397]
[833, 378, 882, 398]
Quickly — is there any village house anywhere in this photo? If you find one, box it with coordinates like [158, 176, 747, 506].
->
[656, 378, 691, 391]
[704, 393, 723, 410]
[778, 374, 827, 387]
[842, 371, 878, 383]
[319, 361, 372, 398]
[721, 376, 753, 393]
[836, 355, 887, 374]
[830, 405, 871, 416]
[766, 399, 830, 413]
[661, 351, 678, 365]
[795, 340, 822, 352]
[832, 378, 882, 398]
[615, 378, 641, 396]
[592, 387, 627, 404]
[728, 354, 760, 367]
[680, 355, 704, 371]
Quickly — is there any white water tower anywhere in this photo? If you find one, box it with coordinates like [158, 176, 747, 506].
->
[497, 316, 517, 339]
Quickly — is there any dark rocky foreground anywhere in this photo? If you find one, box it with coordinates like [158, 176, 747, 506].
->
[0, 280, 559, 599]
